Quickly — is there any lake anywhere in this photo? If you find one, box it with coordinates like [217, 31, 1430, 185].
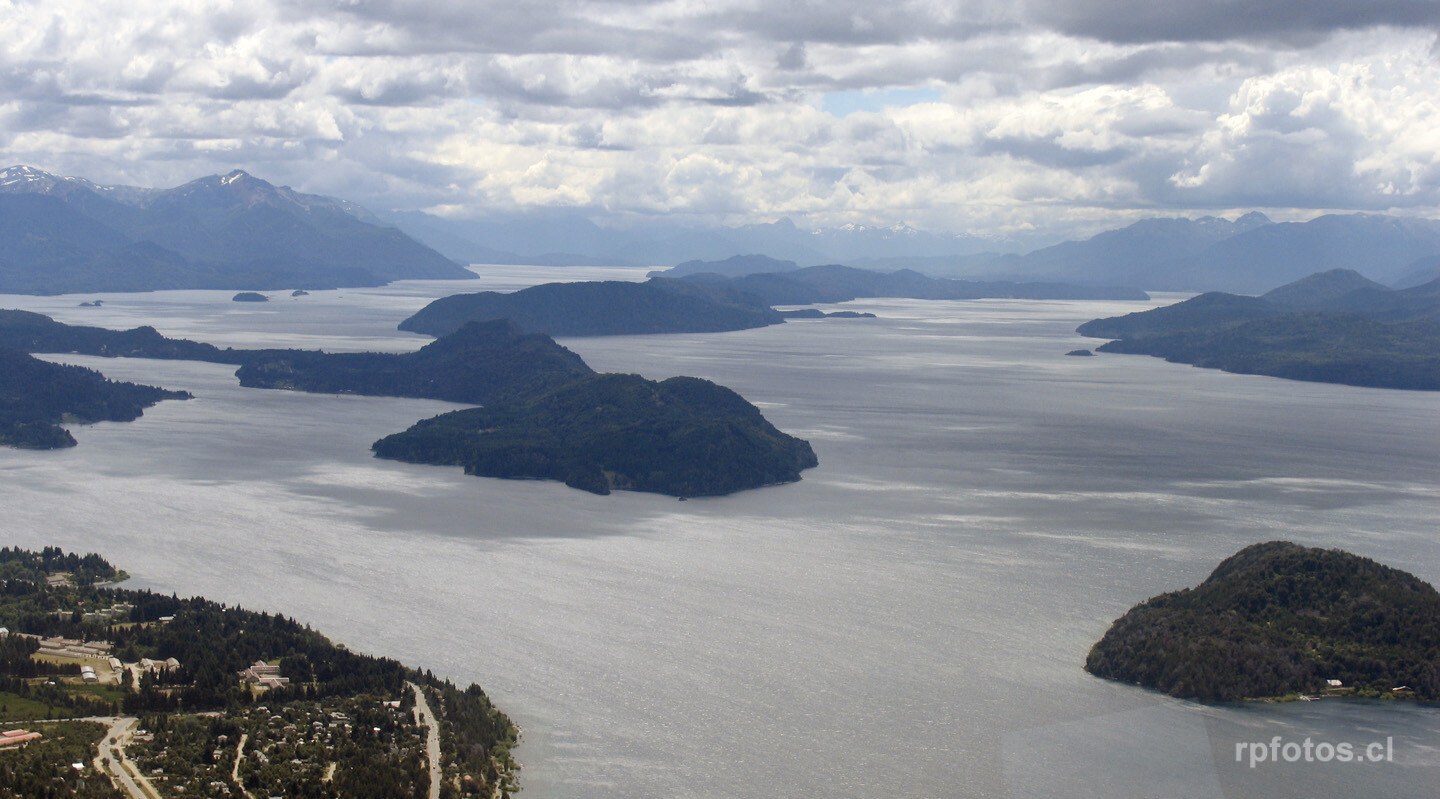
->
[2, 268, 1438, 798]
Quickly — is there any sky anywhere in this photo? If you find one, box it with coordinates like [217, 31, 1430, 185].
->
[5, 0, 1440, 240]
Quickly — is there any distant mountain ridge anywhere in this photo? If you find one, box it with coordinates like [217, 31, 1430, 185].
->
[386, 204, 1440, 295]
[669, 262, 1149, 303]
[383, 210, 1009, 268]
[0, 165, 474, 294]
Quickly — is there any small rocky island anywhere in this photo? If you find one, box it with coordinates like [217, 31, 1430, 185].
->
[232, 291, 269, 302]
[1086, 541, 1440, 701]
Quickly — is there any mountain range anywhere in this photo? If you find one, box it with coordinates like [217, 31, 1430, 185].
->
[12, 164, 1440, 297]
[382, 210, 1006, 269]
[389, 205, 1440, 295]
[0, 165, 472, 294]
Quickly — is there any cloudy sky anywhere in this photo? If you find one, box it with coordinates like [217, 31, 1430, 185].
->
[5, 0, 1440, 239]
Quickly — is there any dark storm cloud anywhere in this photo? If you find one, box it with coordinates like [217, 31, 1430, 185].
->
[1027, 0, 1440, 44]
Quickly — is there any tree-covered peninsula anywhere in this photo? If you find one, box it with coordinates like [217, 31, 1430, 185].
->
[1086, 541, 1440, 702]
[372, 372, 819, 496]
[0, 546, 518, 798]
[236, 320, 593, 404]
[1077, 270, 1440, 390]
[0, 347, 190, 449]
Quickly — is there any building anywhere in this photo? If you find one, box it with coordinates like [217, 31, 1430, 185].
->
[138, 657, 182, 674]
[0, 730, 43, 748]
[238, 661, 290, 689]
[31, 635, 114, 660]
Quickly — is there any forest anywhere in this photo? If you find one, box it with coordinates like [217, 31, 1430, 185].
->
[0, 347, 190, 449]
[372, 372, 820, 496]
[1085, 541, 1440, 701]
[1078, 270, 1440, 390]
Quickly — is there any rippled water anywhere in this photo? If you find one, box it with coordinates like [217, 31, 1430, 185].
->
[2, 269, 1437, 798]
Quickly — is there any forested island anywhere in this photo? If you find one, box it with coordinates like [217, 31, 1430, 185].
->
[0, 347, 190, 449]
[373, 372, 818, 496]
[1078, 270, 1440, 390]
[398, 278, 785, 338]
[1086, 541, 1440, 701]
[1, 309, 819, 496]
[0, 546, 517, 798]
[399, 263, 1148, 338]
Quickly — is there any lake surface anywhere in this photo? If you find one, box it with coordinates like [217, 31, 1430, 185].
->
[2, 269, 1438, 798]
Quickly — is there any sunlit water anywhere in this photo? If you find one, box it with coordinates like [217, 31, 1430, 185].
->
[1, 268, 1438, 798]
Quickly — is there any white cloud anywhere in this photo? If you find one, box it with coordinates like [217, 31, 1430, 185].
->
[3, 0, 1440, 238]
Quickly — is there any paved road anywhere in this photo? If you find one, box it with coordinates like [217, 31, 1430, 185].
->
[93, 716, 156, 799]
[408, 682, 442, 799]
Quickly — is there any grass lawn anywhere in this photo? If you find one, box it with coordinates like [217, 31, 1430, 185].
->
[0, 690, 62, 722]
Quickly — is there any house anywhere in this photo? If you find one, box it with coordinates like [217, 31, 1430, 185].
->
[1326, 679, 1344, 688]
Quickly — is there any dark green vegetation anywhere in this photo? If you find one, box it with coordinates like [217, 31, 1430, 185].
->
[236, 320, 592, 405]
[2, 309, 817, 496]
[675, 263, 1149, 304]
[0, 721, 121, 799]
[128, 698, 437, 799]
[373, 373, 818, 496]
[0, 546, 518, 797]
[0, 546, 124, 585]
[1086, 541, 1440, 702]
[0, 348, 190, 449]
[232, 292, 268, 302]
[0, 166, 472, 294]
[1078, 270, 1440, 390]
[0, 309, 241, 362]
[399, 278, 785, 337]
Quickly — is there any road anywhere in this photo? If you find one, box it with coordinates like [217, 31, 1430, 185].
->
[231, 732, 257, 799]
[93, 716, 160, 799]
[408, 681, 443, 799]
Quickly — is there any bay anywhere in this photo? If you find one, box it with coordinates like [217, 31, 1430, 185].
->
[1, 269, 1437, 797]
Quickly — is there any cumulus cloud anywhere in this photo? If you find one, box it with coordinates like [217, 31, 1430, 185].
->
[4, 0, 1440, 238]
